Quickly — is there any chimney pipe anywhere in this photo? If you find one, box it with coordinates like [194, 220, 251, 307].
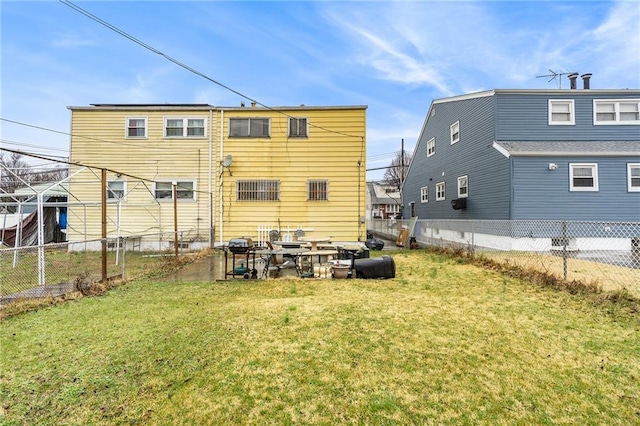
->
[251, 101, 256, 108]
[581, 73, 592, 90]
[567, 72, 579, 90]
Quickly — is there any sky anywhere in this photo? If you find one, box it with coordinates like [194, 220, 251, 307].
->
[1, 0, 639, 182]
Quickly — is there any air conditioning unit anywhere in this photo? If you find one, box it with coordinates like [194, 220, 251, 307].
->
[451, 198, 467, 210]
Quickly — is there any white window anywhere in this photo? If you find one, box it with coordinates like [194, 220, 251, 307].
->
[229, 118, 270, 137]
[457, 175, 468, 198]
[628, 163, 640, 192]
[549, 100, 575, 125]
[289, 118, 308, 137]
[307, 179, 328, 201]
[237, 179, 279, 201]
[387, 204, 399, 214]
[436, 182, 445, 201]
[450, 121, 460, 144]
[569, 163, 598, 191]
[420, 186, 428, 203]
[126, 117, 147, 138]
[107, 181, 126, 201]
[154, 181, 195, 200]
[427, 137, 435, 157]
[594, 100, 640, 124]
[164, 118, 206, 138]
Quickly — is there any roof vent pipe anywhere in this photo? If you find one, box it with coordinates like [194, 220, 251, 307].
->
[581, 73, 592, 90]
[567, 72, 579, 89]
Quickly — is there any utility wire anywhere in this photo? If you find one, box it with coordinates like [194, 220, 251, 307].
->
[0, 147, 210, 196]
[59, 0, 364, 140]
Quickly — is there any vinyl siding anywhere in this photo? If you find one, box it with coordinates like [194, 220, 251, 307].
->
[68, 106, 366, 246]
[496, 92, 640, 140]
[221, 108, 366, 242]
[403, 95, 512, 219]
[512, 156, 640, 221]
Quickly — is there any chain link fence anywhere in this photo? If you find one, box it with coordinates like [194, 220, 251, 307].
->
[369, 219, 640, 296]
[0, 231, 209, 306]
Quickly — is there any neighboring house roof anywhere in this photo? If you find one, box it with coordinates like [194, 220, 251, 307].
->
[4, 182, 69, 198]
[493, 141, 640, 157]
[367, 182, 401, 205]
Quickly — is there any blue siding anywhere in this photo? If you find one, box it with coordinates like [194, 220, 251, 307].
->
[403, 95, 512, 220]
[403, 90, 639, 221]
[512, 156, 640, 221]
[496, 92, 640, 141]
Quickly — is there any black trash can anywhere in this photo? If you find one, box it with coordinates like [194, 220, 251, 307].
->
[352, 255, 395, 279]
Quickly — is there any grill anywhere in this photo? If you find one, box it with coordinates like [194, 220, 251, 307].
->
[228, 238, 254, 253]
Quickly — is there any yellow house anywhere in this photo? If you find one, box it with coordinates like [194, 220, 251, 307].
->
[67, 104, 367, 250]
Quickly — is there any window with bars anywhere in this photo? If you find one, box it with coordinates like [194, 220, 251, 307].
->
[548, 100, 575, 125]
[237, 179, 280, 201]
[126, 117, 147, 138]
[569, 163, 598, 191]
[164, 118, 206, 137]
[594, 100, 640, 124]
[229, 118, 270, 137]
[154, 181, 195, 200]
[289, 117, 308, 137]
[307, 179, 328, 201]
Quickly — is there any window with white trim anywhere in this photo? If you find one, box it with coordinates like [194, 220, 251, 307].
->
[307, 179, 328, 201]
[126, 117, 147, 138]
[420, 186, 428, 203]
[426, 137, 435, 157]
[164, 118, 206, 137]
[569, 163, 598, 191]
[229, 118, 270, 137]
[457, 175, 468, 198]
[594, 100, 640, 124]
[436, 182, 445, 201]
[289, 118, 308, 137]
[107, 180, 126, 201]
[154, 181, 195, 200]
[628, 163, 640, 192]
[450, 121, 460, 144]
[237, 179, 280, 201]
[549, 100, 575, 125]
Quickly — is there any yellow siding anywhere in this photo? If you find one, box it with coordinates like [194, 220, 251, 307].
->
[220, 108, 366, 243]
[68, 105, 366, 248]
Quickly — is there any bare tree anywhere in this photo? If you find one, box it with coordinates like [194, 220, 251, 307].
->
[383, 150, 411, 188]
[1, 151, 68, 194]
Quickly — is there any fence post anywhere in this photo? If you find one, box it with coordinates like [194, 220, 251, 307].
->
[561, 220, 568, 280]
[121, 236, 127, 281]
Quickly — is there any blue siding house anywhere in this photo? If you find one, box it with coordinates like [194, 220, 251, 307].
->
[402, 85, 640, 222]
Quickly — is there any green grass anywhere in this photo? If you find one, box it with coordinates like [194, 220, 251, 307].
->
[1, 250, 639, 425]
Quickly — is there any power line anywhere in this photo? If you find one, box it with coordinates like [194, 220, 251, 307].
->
[59, 0, 364, 141]
[0, 147, 210, 196]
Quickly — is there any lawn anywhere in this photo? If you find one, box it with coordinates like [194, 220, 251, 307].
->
[1, 251, 639, 425]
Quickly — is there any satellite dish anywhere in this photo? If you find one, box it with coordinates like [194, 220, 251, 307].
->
[222, 155, 233, 168]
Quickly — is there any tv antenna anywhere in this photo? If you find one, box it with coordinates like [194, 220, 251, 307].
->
[536, 69, 576, 89]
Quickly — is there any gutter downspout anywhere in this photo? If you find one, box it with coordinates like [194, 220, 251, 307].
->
[219, 109, 224, 247]
[208, 108, 213, 247]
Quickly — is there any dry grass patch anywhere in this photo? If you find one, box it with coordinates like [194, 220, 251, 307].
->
[1, 251, 639, 424]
